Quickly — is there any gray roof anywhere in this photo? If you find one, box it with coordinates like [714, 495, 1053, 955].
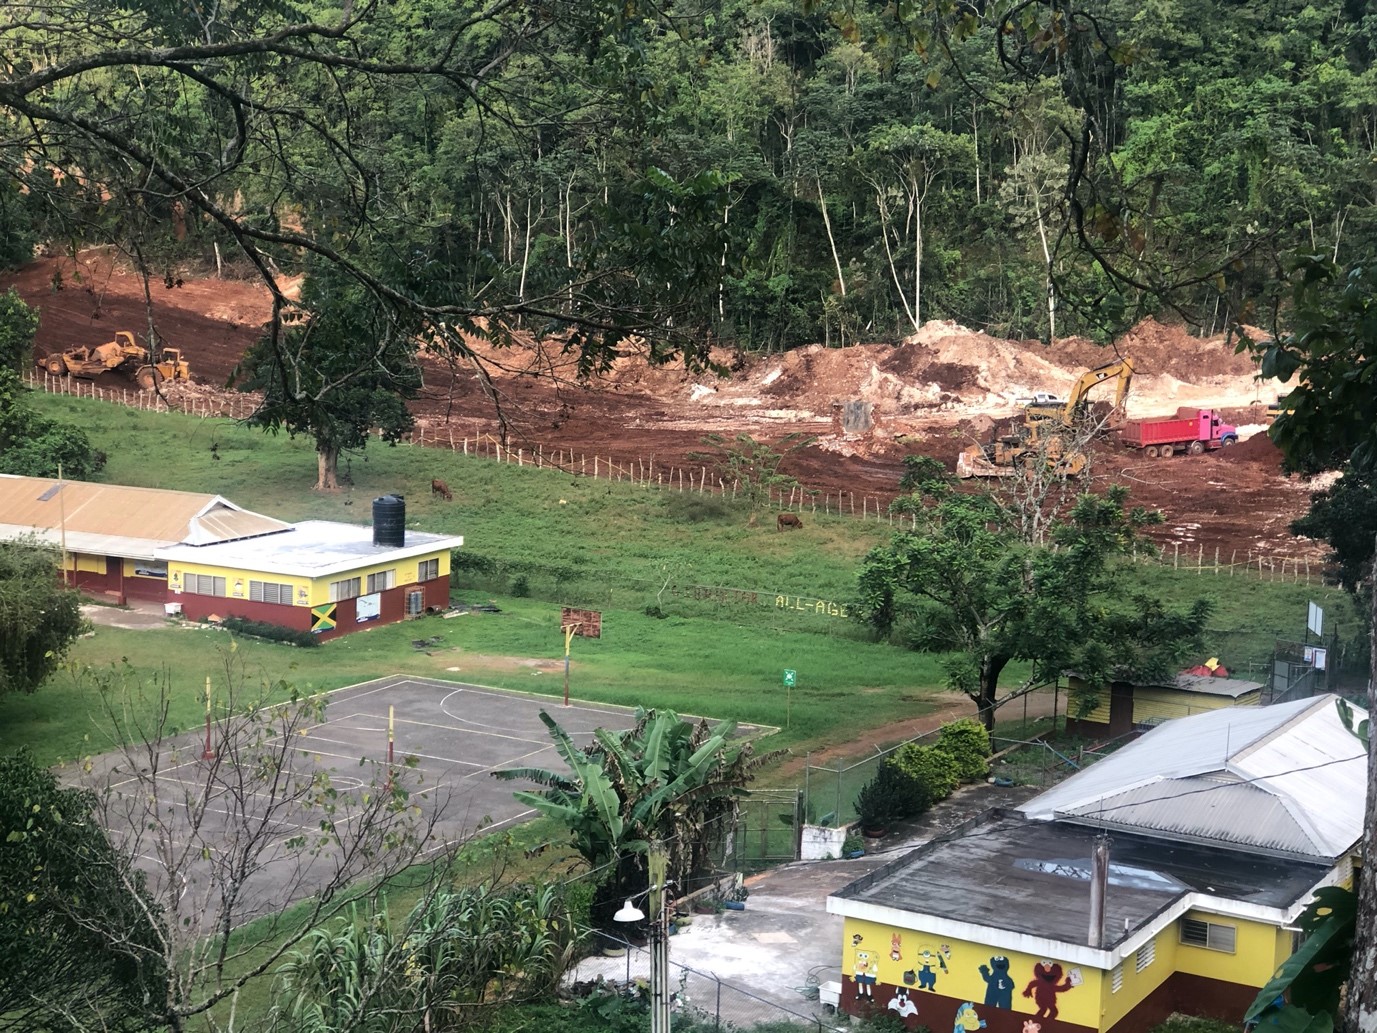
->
[830, 810, 1328, 951]
[157, 520, 463, 579]
[1023, 695, 1368, 860]
[1172, 674, 1263, 698]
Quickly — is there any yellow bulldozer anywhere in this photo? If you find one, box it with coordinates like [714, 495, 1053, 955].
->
[957, 356, 1135, 478]
[40, 331, 191, 390]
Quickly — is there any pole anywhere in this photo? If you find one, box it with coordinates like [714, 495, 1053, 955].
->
[648, 844, 671, 1033]
[385, 705, 395, 791]
[201, 676, 215, 760]
[1088, 834, 1110, 948]
[563, 623, 580, 706]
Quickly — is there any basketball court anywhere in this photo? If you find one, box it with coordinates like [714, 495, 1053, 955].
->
[86, 676, 762, 926]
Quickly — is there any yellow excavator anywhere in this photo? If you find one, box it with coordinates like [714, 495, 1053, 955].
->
[957, 356, 1135, 478]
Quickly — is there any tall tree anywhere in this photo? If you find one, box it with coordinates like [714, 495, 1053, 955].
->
[0, 536, 87, 698]
[234, 271, 423, 490]
[856, 480, 1210, 730]
[1247, 256, 1377, 1033]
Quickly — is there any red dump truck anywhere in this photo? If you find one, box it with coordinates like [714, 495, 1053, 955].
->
[1120, 407, 1238, 457]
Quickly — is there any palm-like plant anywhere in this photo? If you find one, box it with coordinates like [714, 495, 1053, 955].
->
[493, 708, 780, 925]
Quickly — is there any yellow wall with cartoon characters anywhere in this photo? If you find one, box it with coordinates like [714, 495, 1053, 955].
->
[1097, 929, 1175, 1030]
[840, 917, 1103, 1028]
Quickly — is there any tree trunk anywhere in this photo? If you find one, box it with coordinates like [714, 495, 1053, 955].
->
[316, 444, 341, 491]
[1342, 575, 1377, 1033]
[973, 655, 1009, 732]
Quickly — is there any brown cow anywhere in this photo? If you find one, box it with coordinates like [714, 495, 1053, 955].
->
[431, 478, 453, 501]
[777, 513, 802, 531]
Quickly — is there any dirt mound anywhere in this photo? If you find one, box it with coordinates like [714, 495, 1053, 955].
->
[1219, 431, 1283, 466]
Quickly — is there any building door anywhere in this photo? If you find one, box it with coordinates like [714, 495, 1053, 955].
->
[406, 589, 425, 617]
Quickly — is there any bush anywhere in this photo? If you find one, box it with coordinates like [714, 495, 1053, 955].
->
[890, 743, 959, 802]
[218, 616, 320, 648]
[855, 760, 927, 831]
[935, 718, 991, 781]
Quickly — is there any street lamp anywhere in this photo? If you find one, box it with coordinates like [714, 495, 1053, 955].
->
[615, 846, 672, 1033]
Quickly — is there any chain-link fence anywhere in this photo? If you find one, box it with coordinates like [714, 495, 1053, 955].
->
[802, 726, 945, 829]
[987, 731, 1138, 789]
[575, 930, 844, 1032]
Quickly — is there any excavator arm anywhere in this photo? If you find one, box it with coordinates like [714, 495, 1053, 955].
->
[1059, 355, 1134, 425]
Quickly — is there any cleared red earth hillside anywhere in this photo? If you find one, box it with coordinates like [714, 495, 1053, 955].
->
[5, 252, 1322, 561]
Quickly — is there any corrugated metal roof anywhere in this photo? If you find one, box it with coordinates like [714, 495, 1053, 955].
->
[1022, 695, 1367, 860]
[1173, 674, 1264, 698]
[0, 475, 290, 552]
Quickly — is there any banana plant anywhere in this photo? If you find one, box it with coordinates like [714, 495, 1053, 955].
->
[494, 708, 780, 921]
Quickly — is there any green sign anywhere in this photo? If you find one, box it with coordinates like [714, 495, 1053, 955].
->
[782, 669, 796, 688]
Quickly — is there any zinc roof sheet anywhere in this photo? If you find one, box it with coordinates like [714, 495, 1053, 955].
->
[1022, 696, 1367, 860]
[0, 475, 288, 551]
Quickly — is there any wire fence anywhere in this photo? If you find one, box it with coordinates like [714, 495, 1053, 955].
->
[1128, 538, 1327, 584]
[802, 725, 944, 830]
[574, 929, 842, 1032]
[28, 367, 1332, 576]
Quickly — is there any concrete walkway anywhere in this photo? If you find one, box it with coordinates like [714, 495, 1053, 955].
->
[571, 782, 1039, 1026]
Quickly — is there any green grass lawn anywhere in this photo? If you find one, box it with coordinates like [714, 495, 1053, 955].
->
[9, 392, 1356, 771]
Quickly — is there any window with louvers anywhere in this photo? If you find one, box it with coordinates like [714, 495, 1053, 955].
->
[1180, 918, 1236, 953]
[185, 573, 226, 596]
[249, 580, 292, 604]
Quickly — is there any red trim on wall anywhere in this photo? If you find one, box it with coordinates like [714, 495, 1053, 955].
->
[1105, 972, 1257, 1033]
[73, 561, 125, 605]
[840, 976, 1096, 1033]
[173, 576, 450, 640]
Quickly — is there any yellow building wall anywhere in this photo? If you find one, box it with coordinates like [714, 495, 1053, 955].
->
[64, 552, 106, 573]
[305, 551, 450, 606]
[168, 561, 312, 607]
[840, 916, 1104, 1028]
[1069, 677, 1112, 724]
[1172, 912, 1290, 987]
[1098, 930, 1177, 1030]
[169, 551, 449, 608]
[1131, 687, 1259, 723]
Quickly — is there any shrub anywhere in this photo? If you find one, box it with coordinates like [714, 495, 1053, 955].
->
[890, 743, 959, 802]
[218, 616, 320, 648]
[935, 718, 991, 781]
[855, 760, 927, 830]
[511, 575, 531, 597]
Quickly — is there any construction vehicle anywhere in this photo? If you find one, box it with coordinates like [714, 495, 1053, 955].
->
[134, 347, 191, 390]
[957, 356, 1135, 478]
[1120, 407, 1238, 457]
[40, 331, 191, 390]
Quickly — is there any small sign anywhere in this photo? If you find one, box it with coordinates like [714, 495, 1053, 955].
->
[783, 669, 796, 688]
[561, 607, 602, 638]
[1307, 601, 1324, 637]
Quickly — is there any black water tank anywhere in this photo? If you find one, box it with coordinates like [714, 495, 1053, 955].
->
[372, 494, 406, 548]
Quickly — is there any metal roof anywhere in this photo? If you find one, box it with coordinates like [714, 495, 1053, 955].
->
[0, 475, 289, 554]
[1022, 695, 1368, 860]
[157, 520, 464, 579]
[1172, 674, 1264, 698]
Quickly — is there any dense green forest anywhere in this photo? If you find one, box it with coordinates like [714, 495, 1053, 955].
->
[1, 0, 1374, 356]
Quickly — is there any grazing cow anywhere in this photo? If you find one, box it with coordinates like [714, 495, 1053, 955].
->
[777, 513, 803, 531]
[431, 478, 453, 501]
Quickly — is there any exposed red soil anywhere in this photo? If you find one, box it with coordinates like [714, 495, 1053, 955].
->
[5, 252, 1325, 562]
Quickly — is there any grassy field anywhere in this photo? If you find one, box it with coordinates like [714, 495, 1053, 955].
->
[8, 391, 1356, 774]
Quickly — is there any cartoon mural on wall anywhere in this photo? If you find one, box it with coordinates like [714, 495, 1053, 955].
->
[915, 943, 951, 991]
[978, 956, 1015, 1009]
[1022, 960, 1080, 1020]
[888, 987, 919, 1018]
[1021, 1022, 1042, 1033]
[853, 948, 878, 999]
[891, 933, 904, 961]
[953, 1002, 987, 1033]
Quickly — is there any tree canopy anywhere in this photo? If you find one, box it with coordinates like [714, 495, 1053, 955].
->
[0, 750, 165, 1031]
[856, 481, 1211, 729]
[0, 537, 88, 698]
